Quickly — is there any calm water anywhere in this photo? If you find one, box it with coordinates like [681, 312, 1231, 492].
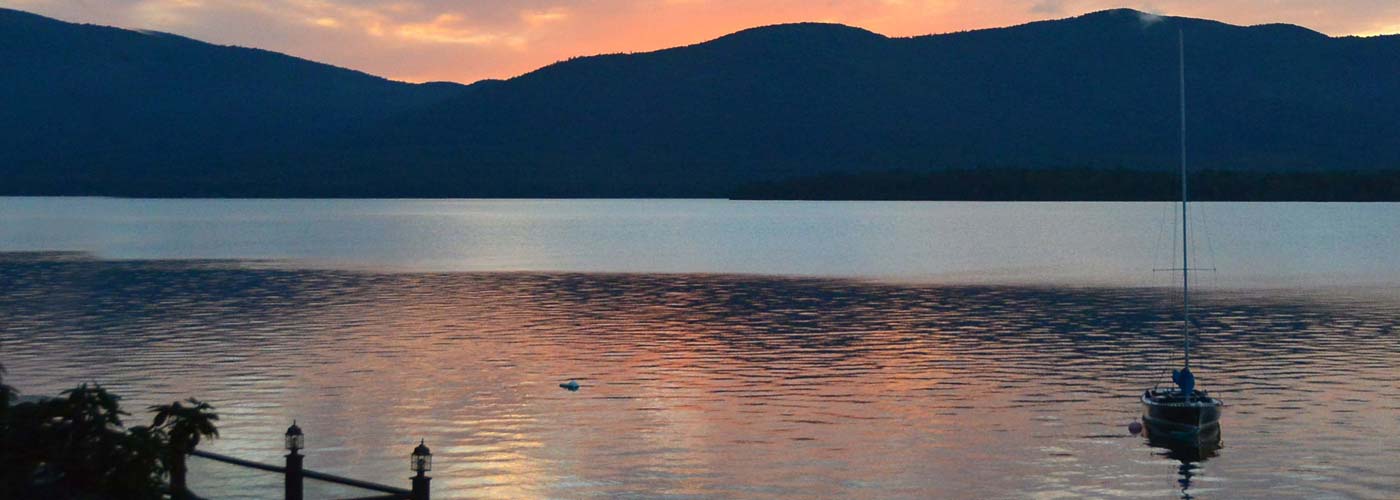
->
[3, 198, 1399, 285]
[2, 198, 1399, 499]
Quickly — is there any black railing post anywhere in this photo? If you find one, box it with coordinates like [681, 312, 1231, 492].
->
[411, 471, 431, 500]
[285, 451, 304, 500]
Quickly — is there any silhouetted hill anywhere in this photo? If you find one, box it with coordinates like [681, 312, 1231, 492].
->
[0, 7, 466, 194]
[4, 8, 1400, 198]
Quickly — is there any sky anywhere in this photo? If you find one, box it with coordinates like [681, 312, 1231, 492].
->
[4, 1, 1399, 84]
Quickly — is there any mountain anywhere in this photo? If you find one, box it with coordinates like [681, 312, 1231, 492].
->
[0, 7, 466, 195]
[3, 7, 1399, 198]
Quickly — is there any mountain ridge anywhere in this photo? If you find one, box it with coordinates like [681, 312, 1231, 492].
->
[3, 7, 1399, 198]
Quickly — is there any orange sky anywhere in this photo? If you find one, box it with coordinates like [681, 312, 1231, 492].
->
[4, 1, 1398, 84]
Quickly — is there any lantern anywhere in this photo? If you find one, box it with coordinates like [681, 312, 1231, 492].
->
[285, 420, 304, 453]
[411, 439, 432, 474]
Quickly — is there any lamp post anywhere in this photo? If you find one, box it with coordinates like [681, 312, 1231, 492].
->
[411, 439, 432, 500]
[285, 421, 304, 500]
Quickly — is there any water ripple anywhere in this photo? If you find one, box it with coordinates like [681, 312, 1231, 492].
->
[1, 253, 1397, 498]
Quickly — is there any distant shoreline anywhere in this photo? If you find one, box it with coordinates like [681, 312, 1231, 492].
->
[730, 168, 1400, 202]
[9, 168, 1399, 201]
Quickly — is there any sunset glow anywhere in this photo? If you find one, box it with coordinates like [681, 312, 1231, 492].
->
[4, 0, 1398, 83]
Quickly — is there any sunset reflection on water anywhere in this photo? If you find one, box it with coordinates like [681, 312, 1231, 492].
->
[2, 254, 1398, 498]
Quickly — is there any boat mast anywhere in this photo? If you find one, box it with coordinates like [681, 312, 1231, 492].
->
[1179, 29, 1190, 370]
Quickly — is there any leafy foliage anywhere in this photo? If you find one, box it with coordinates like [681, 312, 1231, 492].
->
[149, 398, 220, 497]
[150, 399, 220, 453]
[0, 372, 219, 499]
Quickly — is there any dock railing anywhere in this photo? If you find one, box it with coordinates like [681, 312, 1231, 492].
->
[185, 422, 432, 500]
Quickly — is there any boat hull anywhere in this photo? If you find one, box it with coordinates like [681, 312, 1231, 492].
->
[1141, 389, 1222, 436]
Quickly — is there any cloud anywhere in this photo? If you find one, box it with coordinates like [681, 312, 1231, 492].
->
[1029, 0, 1063, 15]
[1137, 10, 1164, 27]
[393, 13, 502, 45]
[128, 0, 204, 27]
[522, 7, 569, 27]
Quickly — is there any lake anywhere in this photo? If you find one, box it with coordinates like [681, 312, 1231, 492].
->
[2, 198, 1398, 499]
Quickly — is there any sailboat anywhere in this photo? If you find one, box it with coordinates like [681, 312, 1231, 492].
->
[1140, 30, 1223, 438]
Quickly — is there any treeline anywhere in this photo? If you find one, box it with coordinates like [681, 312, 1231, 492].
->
[729, 168, 1400, 201]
